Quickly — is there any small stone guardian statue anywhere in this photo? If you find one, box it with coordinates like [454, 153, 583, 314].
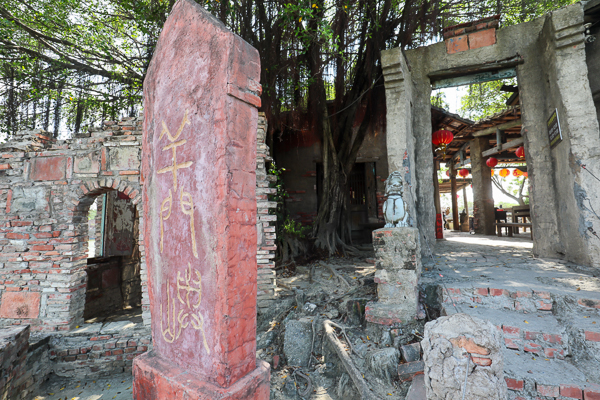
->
[383, 171, 409, 228]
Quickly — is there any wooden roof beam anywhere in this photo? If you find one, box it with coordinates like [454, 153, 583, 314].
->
[472, 119, 522, 137]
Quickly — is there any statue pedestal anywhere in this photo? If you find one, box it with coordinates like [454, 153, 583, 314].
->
[365, 227, 422, 326]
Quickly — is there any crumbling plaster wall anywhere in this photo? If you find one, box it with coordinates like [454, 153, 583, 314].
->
[383, 3, 600, 268]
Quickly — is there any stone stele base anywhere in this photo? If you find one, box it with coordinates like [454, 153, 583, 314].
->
[133, 352, 270, 400]
[365, 227, 422, 326]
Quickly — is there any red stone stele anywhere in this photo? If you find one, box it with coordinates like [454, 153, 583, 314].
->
[133, 0, 269, 398]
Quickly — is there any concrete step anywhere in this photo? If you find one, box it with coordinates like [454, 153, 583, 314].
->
[443, 305, 570, 359]
[553, 296, 600, 383]
[503, 348, 600, 400]
[440, 285, 553, 314]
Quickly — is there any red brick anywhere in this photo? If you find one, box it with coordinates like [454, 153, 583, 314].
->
[31, 245, 53, 251]
[90, 335, 111, 341]
[112, 349, 124, 355]
[584, 383, 600, 400]
[538, 385, 559, 397]
[515, 291, 532, 298]
[537, 301, 552, 311]
[578, 299, 600, 309]
[7, 232, 29, 239]
[506, 378, 524, 391]
[503, 326, 521, 337]
[525, 331, 539, 340]
[585, 331, 600, 342]
[490, 288, 509, 297]
[544, 348, 564, 359]
[534, 291, 551, 299]
[505, 338, 521, 350]
[31, 156, 66, 181]
[0, 291, 40, 318]
[446, 35, 468, 54]
[561, 385, 583, 399]
[0, 164, 11, 170]
[542, 333, 562, 344]
[475, 288, 488, 296]
[10, 221, 33, 227]
[468, 28, 496, 50]
[524, 343, 541, 354]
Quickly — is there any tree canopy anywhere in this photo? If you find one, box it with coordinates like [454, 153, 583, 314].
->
[0, 0, 581, 252]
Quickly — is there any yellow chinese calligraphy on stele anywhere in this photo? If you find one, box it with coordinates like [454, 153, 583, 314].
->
[161, 263, 210, 353]
[158, 109, 198, 257]
[157, 110, 207, 351]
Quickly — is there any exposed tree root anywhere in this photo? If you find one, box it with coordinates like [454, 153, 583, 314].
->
[320, 261, 351, 289]
[323, 319, 378, 399]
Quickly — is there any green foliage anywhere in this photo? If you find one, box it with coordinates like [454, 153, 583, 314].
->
[268, 162, 288, 219]
[460, 79, 515, 121]
[281, 217, 310, 238]
[431, 91, 450, 110]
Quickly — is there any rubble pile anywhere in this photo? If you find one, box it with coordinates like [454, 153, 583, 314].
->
[257, 254, 427, 399]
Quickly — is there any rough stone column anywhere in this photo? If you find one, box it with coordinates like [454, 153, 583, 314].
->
[133, 0, 269, 398]
[365, 227, 422, 325]
[471, 138, 495, 235]
[422, 313, 506, 400]
[381, 49, 418, 229]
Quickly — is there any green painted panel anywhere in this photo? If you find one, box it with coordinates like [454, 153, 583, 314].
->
[431, 68, 517, 89]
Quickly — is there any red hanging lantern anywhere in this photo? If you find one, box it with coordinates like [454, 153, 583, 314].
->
[513, 169, 523, 177]
[432, 130, 454, 155]
[486, 157, 498, 168]
[432, 130, 454, 147]
[515, 146, 525, 158]
[446, 170, 450, 177]
[523, 172, 528, 178]
[458, 168, 469, 178]
[499, 168, 510, 178]
[491, 169, 495, 177]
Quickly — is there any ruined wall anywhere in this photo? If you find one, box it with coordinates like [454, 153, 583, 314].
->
[385, 4, 600, 268]
[256, 113, 278, 311]
[0, 118, 147, 332]
[0, 326, 34, 399]
[49, 321, 151, 377]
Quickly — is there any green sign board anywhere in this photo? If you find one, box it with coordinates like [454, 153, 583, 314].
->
[547, 109, 562, 149]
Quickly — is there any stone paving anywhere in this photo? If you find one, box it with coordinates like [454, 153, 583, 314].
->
[422, 231, 600, 400]
[33, 372, 133, 400]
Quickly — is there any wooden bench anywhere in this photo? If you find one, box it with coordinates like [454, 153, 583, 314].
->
[494, 222, 533, 239]
[511, 205, 531, 234]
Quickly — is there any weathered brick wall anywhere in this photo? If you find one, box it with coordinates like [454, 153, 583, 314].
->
[256, 113, 278, 311]
[0, 118, 148, 332]
[49, 321, 151, 377]
[0, 326, 32, 399]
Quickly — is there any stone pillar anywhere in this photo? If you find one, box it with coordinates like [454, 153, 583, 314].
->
[471, 137, 495, 235]
[422, 313, 506, 400]
[132, 0, 270, 398]
[365, 227, 422, 325]
[450, 165, 459, 232]
[433, 163, 443, 239]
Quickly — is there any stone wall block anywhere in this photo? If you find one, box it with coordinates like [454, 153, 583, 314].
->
[422, 313, 506, 400]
